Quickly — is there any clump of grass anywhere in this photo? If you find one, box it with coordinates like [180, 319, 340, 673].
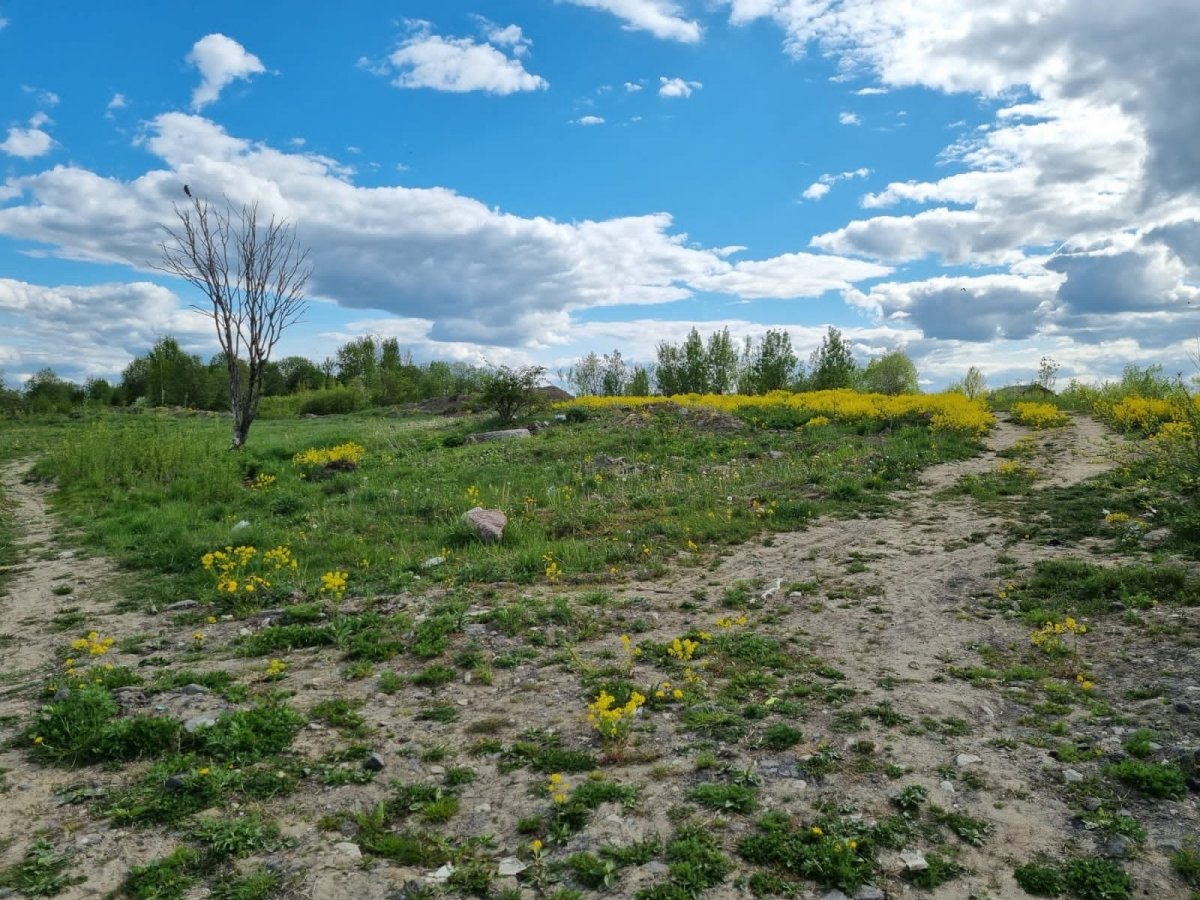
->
[738, 811, 874, 893]
[688, 782, 757, 814]
[635, 826, 729, 899]
[0, 839, 85, 897]
[1103, 759, 1187, 799]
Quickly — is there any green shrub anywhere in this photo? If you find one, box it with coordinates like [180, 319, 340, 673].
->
[1103, 759, 1187, 799]
[1014, 862, 1065, 896]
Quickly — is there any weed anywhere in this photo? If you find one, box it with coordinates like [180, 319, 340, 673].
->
[1103, 759, 1187, 799]
[688, 783, 758, 814]
[0, 839, 84, 896]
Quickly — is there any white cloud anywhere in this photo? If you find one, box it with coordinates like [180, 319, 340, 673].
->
[659, 76, 702, 98]
[801, 167, 871, 201]
[838, 111, 861, 125]
[0, 278, 210, 380]
[1, 126, 53, 159]
[575, 116, 606, 126]
[383, 23, 548, 94]
[0, 16, 7, 30]
[105, 93, 127, 117]
[28, 111, 51, 128]
[0, 114, 888, 349]
[21, 86, 59, 106]
[624, 81, 644, 92]
[560, 0, 702, 43]
[187, 34, 266, 110]
[855, 87, 888, 95]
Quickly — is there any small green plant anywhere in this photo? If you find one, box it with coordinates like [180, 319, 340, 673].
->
[0, 839, 84, 897]
[1063, 858, 1131, 900]
[1104, 759, 1187, 799]
[1171, 845, 1200, 887]
[688, 782, 758, 814]
[1014, 861, 1065, 896]
[906, 851, 966, 889]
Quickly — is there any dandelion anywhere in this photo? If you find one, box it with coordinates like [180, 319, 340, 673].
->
[206, 616, 217, 624]
[198, 767, 211, 776]
[810, 826, 823, 837]
[265, 659, 288, 680]
[192, 632, 205, 645]
[531, 839, 544, 854]
[33, 736, 43, 745]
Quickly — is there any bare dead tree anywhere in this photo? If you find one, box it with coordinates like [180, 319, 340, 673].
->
[157, 193, 310, 448]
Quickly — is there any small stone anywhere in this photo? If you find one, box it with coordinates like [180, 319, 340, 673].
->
[939, 780, 955, 794]
[955, 754, 982, 768]
[165, 775, 187, 792]
[332, 842, 362, 865]
[421, 556, 446, 569]
[821, 890, 849, 900]
[1063, 768, 1085, 784]
[463, 507, 507, 543]
[855, 888, 886, 900]
[464, 623, 488, 636]
[766, 450, 786, 460]
[497, 857, 528, 877]
[640, 861, 670, 876]
[428, 765, 446, 776]
[184, 715, 218, 733]
[179, 684, 210, 695]
[899, 849, 928, 872]
[364, 753, 386, 772]
[1174, 701, 1192, 714]
[1103, 835, 1134, 858]
[429, 864, 455, 882]
[1081, 796, 1104, 811]
[164, 599, 199, 612]
[463, 428, 532, 445]
[232, 519, 250, 531]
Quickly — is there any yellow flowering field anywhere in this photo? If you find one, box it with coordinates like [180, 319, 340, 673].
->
[558, 389, 994, 437]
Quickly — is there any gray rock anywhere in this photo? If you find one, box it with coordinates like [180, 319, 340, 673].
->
[165, 775, 187, 792]
[496, 857, 528, 877]
[939, 780, 956, 794]
[1141, 528, 1171, 545]
[639, 861, 670, 876]
[1081, 796, 1104, 811]
[164, 599, 199, 612]
[332, 842, 362, 866]
[463, 507, 507, 543]
[955, 754, 982, 768]
[421, 556, 446, 569]
[1174, 701, 1193, 714]
[899, 849, 928, 872]
[232, 519, 250, 531]
[464, 429, 532, 445]
[429, 864, 455, 882]
[184, 715, 218, 733]
[179, 684, 210, 695]
[364, 753, 386, 772]
[1103, 835, 1134, 858]
[464, 623, 488, 636]
[822, 891, 849, 900]
[1063, 768, 1085, 784]
[855, 888, 886, 900]
[766, 450, 786, 459]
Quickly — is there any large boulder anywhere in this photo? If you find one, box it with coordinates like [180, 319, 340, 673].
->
[464, 428, 532, 445]
[463, 507, 507, 543]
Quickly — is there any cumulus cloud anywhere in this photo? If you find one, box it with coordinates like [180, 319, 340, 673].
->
[381, 22, 547, 94]
[105, 93, 127, 117]
[624, 81, 644, 92]
[838, 111, 861, 125]
[187, 34, 266, 110]
[659, 77, 702, 98]
[802, 167, 871, 201]
[560, 0, 702, 43]
[0, 278, 210, 380]
[1, 125, 53, 159]
[575, 116, 606, 125]
[0, 114, 885, 349]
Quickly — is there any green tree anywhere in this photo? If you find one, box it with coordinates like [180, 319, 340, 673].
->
[565, 352, 603, 396]
[861, 350, 919, 395]
[627, 365, 652, 397]
[706, 328, 739, 394]
[600, 350, 628, 396]
[480, 365, 547, 423]
[808, 327, 857, 390]
[24, 369, 81, 414]
[962, 366, 987, 400]
[740, 329, 798, 394]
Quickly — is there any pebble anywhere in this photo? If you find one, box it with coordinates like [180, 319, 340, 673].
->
[900, 849, 928, 871]
[164, 599, 199, 612]
[332, 842, 362, 865]
[821, 891, 849, 900]
[1104, 835, 1134, 858]
[955, 754, 982, 768]
[165, 775, 186, 792]
[496, 857, 527, 877]
[1063, 769, 1085, 784]
[855, 888, 886, 900]
[1174, 701, 1192, 714]
[428, 765, 446, 776]
[179, 684, 210, 695]
[1081, 796, 1104, 811]
[429, 864, 454, 882]
[364, 753, 386, 772]
[421, 556, 445, 569]
[939, 780, 955, 794]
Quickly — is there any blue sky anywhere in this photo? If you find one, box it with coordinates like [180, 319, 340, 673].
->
[1, 0, 1197, 389]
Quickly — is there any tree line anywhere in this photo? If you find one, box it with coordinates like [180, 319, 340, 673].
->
[0, 325, 930, 417]
[563, 326, 921, 398]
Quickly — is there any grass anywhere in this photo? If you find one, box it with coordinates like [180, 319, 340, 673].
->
[19, 407, 981, 610]
[4, 399, 1199, 900]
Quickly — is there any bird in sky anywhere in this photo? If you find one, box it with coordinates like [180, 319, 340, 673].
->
[183, 184, 192, 198]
